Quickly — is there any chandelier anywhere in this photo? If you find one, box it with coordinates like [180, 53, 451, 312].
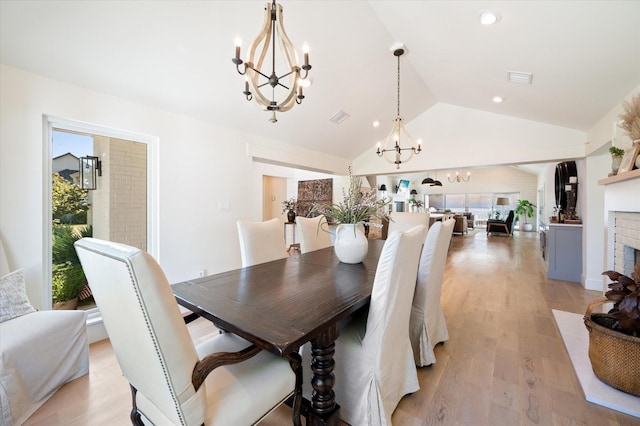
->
[376, 46, 421, 169]
[232, 0, 311, 123]
[448, 171, 471, 183]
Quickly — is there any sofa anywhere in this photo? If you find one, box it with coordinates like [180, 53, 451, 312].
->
[0, 239, 89, 425]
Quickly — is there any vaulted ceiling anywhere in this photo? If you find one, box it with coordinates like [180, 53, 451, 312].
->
[1, 1, 639, 163]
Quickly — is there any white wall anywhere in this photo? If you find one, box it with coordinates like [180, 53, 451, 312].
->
[0, 65, 347, 308]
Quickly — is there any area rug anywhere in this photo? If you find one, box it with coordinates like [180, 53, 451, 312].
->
[552, 309, 639, 418]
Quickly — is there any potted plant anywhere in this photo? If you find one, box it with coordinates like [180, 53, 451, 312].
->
[52, 225, 92, 309]
[515, 199, 536, 231]
[311, 167, 389, 263]
[609, 146, 625, 175]
[281, 197, 297, 223]
[583, 267, 639, 396]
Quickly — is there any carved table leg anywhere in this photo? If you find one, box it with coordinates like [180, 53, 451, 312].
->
[308, 325, 341, 425]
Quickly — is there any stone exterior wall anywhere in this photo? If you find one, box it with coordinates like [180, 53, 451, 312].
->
[92, 137, 147, 251]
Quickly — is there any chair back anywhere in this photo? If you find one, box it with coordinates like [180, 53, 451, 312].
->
[505, 210, 515, 231]
[295, 215, 332, 254]
[363, 225, 424, 375]
[237, 218, 287, 267]
[388, 212, 430, 242]
[74, 238, 206, 425]
[410, 218, 455, 365]
[0, 238, 10, 276]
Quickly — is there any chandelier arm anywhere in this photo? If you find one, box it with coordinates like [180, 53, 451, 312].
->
[245, 2, 274, 111]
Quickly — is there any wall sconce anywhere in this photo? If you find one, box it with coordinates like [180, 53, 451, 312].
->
[79, 156, 102, 190]
[448, 171, 471, 183]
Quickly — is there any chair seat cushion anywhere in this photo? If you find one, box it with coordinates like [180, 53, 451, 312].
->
[0, 310, 89, 425]
[136, 332, 295, 426]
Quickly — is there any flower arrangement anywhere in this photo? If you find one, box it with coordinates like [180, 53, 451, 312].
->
[619, 93, 640, 142]
[311, 168, 389, 225]
[281, 197, 297, 214]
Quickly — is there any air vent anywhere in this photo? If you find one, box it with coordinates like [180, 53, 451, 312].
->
[329, 110, 350, 124]
[507, 71, 533, 84]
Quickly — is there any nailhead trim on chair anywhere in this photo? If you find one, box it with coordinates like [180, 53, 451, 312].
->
[80, 245, 187, 425]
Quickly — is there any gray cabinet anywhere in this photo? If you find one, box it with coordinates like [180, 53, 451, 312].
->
[546, 224, 582, 283]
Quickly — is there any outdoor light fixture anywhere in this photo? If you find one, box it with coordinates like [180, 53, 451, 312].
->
[448, 171, 471, 183]
[376, 45, 422, 169]
[232, 0, 311, 123]
[79, 156, 101, 190]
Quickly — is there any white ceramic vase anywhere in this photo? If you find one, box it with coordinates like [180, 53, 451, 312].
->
[334, 223, 368, 264]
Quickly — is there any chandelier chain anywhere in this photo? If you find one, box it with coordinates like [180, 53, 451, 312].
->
[397, 53, 401, 117]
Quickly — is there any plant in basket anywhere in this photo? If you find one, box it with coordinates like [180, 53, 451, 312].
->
[583, 265, 640, 396]
[601, 267, 640, 336]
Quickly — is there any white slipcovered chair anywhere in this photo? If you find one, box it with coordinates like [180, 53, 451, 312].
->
[387, 212, 430, 242]
[409, 218, 455, 367]
[74, 238, 300, 425]
[237, 218, 288, 267]
[0, 239, 89, 426]
[295, 215, 332, 254]
[303, 225, 425, 426]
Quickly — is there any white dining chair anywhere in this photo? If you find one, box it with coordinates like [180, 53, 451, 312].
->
[236, 218, 288, 267]
[75, 237, 300, 425]
[302, 225, 425, 426]
[387, 211, 430, 242]
[409, 217, 455, 367]
[295, 215, 333, 254]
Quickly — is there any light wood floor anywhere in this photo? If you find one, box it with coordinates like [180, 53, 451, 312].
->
[25, 230, 640, 425]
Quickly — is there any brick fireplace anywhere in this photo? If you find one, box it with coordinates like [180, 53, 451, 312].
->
[603, 171, 640, 282]
[612, 211, 640, 276]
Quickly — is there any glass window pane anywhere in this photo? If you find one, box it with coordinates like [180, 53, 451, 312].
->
[428, 194, 444, 210]
[445, 194, 465, 210]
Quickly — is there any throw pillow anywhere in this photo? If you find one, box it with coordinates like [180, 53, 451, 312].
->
[0, 269, 37, 323]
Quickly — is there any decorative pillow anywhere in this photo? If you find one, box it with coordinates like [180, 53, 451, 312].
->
[0, 269, 37, 323]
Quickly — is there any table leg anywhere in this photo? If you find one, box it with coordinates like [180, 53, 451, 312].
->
[308, 325, 341, 425]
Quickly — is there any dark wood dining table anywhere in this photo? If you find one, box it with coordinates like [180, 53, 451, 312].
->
[171, 239, 385, 425]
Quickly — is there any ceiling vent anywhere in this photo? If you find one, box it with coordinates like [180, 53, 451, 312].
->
[329, 110, 350, 124]
[507, 71, 533, 84]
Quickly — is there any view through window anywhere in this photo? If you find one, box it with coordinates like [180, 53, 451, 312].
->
[426, 192, 520, 223]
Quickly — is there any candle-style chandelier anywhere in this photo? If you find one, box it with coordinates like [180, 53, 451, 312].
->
[232, 0, 311, 123]
[376, 45, 422, 169]
[448, 171, 471, 183]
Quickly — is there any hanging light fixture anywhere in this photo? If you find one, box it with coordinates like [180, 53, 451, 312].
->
[421, 172, 442, 187]
[448, 171, 471, 183]
[232, 0, 311, 123]
[376, 45, 421, 169]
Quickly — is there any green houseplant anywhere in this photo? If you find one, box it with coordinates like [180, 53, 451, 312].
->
[515, 199, 536, 231]
[52, 225, 92, 308]
[609, 146, 625, 175]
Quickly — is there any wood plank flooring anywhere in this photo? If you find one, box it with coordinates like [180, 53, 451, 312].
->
[24, 230, 640, 425]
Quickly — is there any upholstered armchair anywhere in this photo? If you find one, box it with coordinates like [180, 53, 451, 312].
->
[452, 215, 468, 235]
[75, 238, 300, 425]
[486, 210, 515, 236]
[237, 218, 288, 267]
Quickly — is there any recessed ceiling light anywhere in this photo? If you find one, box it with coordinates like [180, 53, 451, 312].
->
[493, 96, 503, 103]
[480, 10, 501, 25]
[373, 120, 380, 128]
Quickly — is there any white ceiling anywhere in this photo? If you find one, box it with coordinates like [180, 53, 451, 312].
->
[1, 1, 639, 163]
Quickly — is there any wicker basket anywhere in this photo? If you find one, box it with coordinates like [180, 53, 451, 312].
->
[584, 296, 640, 396]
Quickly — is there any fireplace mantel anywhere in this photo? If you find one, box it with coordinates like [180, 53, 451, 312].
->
[598, 168, 640, 185]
